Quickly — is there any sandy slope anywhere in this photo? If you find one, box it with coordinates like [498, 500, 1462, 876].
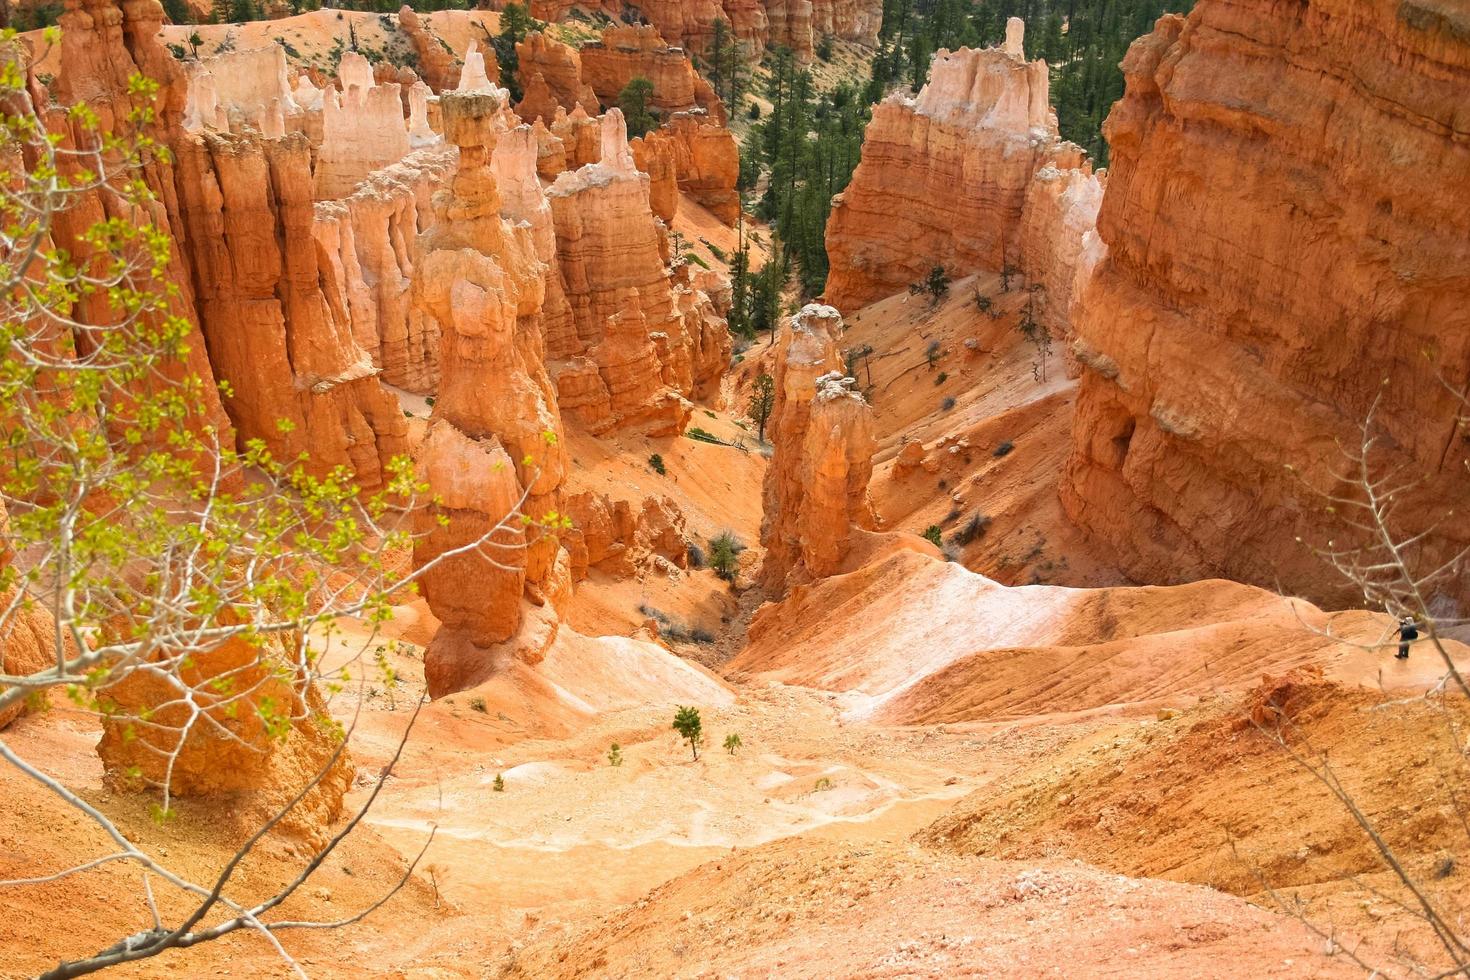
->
[841, 271, 1125, 587]
[921, 672, 1470, 976]
[501, 838, 1357, 978]
[731, 546, 1462, 726]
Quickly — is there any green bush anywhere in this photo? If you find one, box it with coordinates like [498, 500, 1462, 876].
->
[922, 525, 944, 548]
[708, 531, 743, 582]
[649, 453, 666, 475]
[672, 706, 703, 761]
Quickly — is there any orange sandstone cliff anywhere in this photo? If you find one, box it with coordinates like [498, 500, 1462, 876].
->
[1061, 0, 1470, 607]
[825, 20, 1101, 345]
[759, 304, 878, 593]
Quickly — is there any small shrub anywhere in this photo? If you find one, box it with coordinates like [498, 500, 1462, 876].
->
[951, 512, 992, 546]
[469, 697, 487, 713]
[690, 627, 716, 645]
[994, 440, 1015, 457]
[816, 34, 835, 61]
[974, 291, 993, 316]
[686, 542, 706, 568]
[925, 265, 951, 305]
[922, 525, 944, 548]
[649, 453, 666, 475]
[747, 101, 761, 120]
[724, 733, 743, 755]
[672, 705, 703, 760]
[492, 773, 505, 792]
[926, 339, 941, 369]
[686, 427, 725, 445]
[705, 242, 727, 263]
[814, 776, 832, 792]
[708, 530, 743, 582]
[608, 743, 623, 767]
[941, 396, 957, 411]
[935, 372, 948, 385]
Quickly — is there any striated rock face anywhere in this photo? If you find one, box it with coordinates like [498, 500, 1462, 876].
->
[1061, 0, 1470, 608]
[630, 132, 680, 223]
[563, 491, 690, 579]
[514, 31, 597, 124]
[398, 5, 460, 92]
[760, 305, 877, 592]
[411, 93, 570, 697]
[313, 147, 456, 395]
[521, 0, 880, 60]
[825, 22, 1100, 341]
[175, 131, 411, 490]
[644, 112, 741, 225]
[314, 54, 412, 199]
[579, 24, 721, 117]
[551, 104, 602, 169]
[50, 0, 233, 444]
[545, 110, 731, 433]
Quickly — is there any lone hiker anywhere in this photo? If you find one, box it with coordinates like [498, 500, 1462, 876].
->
[1397, 616, 1419, 660]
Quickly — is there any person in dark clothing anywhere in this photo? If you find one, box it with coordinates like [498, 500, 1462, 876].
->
[1397, 616, 1419, 660]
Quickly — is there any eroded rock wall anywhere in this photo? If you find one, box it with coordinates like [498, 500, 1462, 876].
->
[175, 131, 410, 490]
[825, 23, 1100, 345]
[759, 304, 877, 593]
[514, 0, 880, 59]
[515, 30, 598, 124]
[1061, 0, 1470, 608]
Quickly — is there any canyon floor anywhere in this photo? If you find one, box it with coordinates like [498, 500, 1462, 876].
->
[4, 277, 1467, 979]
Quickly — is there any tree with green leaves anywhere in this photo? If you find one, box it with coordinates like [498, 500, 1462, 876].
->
[618, 76, 657, 139]
[747, 373, 775, 443]
[724, 733, 743, 755]
[672, 706, 703, 760]
[492, 2, 540, 102]
[0, 31, 552, 976]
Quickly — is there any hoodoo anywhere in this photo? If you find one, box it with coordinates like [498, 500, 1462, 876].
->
[759, 304, 878, 593]
[825, 18, 1101, 345]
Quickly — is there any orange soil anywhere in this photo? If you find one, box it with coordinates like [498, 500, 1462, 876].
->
[502, 837, 1357, 978]
[841, 272, 1125, 586]
[922, 673, 1470, 976]
[731, 545, 1463, 726]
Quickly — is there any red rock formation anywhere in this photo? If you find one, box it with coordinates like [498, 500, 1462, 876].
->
[630, 131, 680, 223]
[174, 131, 411, 489]
[551, 104, 602, 169]
[514, 30, 597, 123]
[760, 304, 877, 592]
[564, 492, 689, 579]
[825, 23, 1100, 335]
[49, 0, 232, 443]
[398, 5, 459, 93]
[647, 111, 741, 225]
[313, 147, 456, 395]
[411, 92, 571, 696]
[0, 504, 59, 731]
[515, 0, 880, 59]
[95, 620, 352, 845]
[544, 111, 731, 432]
[579, 23, 720, 117]
[1061, 0, 1470, 608]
